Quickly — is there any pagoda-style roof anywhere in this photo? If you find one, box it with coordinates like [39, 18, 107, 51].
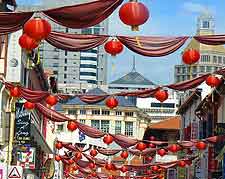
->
[148, 116, 181, 130]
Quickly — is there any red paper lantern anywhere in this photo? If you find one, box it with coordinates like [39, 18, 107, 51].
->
[120, 151, 129, 159]
[154, 89, 168, 103]
[142, 177, 150, 179]
[206, 75, 221, 88]
[105, 97, 118, 109]
[120, 166, 128, 173]
[146, 170, 152, 175]
[10, 86, 21, 97]
[149, 136, 156, 141]
[75, 152, 82, 160]
[24, 18, 51, 41]
[108, 175, 114, 179]
[178, 160, 186, 168]
[168, 144, 179, 153]
[104, 39, 124, 56]
[67, 121, 77, 132]
[103, 134, 113, 145]
[105, 163, 114, 170]
[90, 149, 98, 157]
[136, 142, 147, 151]
[145, 156, 153, 162]
[55, 155, 61, 162]
[55, 142, 63, 149]
[182, 49, 200, 65]
[157, 148, 167, 157]
[88, 162, 96, 169]
[196, 141, 207, 150]
[24, 101, 35, 110]
[119, 1, 149, 31]
[91, 172, 97, 177]
[149, 143, 156, 148]
[19, 33, 39, 51]
[152, 166, 158, 171]
[46, 95, 58, 106]
[68, 159, 74, 165]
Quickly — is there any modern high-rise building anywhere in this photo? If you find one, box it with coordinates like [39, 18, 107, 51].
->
[174, 12, 225, 83]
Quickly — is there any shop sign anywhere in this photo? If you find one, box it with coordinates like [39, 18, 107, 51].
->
[17, 147, 35, 169]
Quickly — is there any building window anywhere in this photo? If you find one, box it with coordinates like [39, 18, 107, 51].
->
[80, 72, 97, 77]
[213, 56, 217, 63]
[115, 121, 121, 134]
[206, 66, 212, 72]
[56, 124, 64, 132]
[176, 68, 180, 74]
[80, 64, 97, 69]
[116, 111, 122, 116]
[125, 122, 133, 136]
[102, 110, 110, 115]
[53, 63, 58, 67]
[201, 55, 210, 62]
[125, 112, 134, 117]
[202, 21, 209, 28]
[64, 66, 67, 71]
[68, 109, 77, 115]
[92, 110, 100, 115]
[101, 120, 109, 133]
[91, 120, 100, 129]
[64, 74, 67, 79]
[65, 50, 68, 56]
[82, 28, 92, 34]
[80, 119, 85, 124]
[65, 58, 67, 64]
[53, 70, 58, 75]
[80, 110, 86, 115]
[218, 56, 222, 63]
[64, 81, 66, 84]
[200, 66, 205, 72]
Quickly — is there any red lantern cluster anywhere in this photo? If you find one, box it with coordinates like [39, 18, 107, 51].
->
[206, 75, 221, 88]
[196, 141, 207, 150]
[105, 96, 118, 109]
[67, 121, 78, 132]
[24, 101, 35, 110]
[45, 95, 58, 106]
[136, 142, 147, 151]
[154, 89, 168, 103]
[119, 1, 149, 31]
[10, 86, 21, 98]
[120, 151, 129, 159]
[182, 49, 200, 65]
[104, 39, 124, 56]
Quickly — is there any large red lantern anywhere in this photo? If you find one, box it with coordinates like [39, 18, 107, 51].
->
[104, 39, 124, 56]
[120, 166, 128, 173]
[178, 160, 186, 168]
[103, 134, 113, 145]
[196, 141, 207, 150]
[10, 86, 21, 97]
[55, 142, 63, 149]
[157, 148, 167, 157]
[24, 18, 51, 41]
[136, 142, 147, 151]
[168, 144, 179, 153]
[206, 75, 221, 88]
[55, 155, 61, 162]
[119, 1, 149, 31]
[46, 95, 58, 106]
[90, 149, 98, 157]
[24, 101, 35, 110]
[182, 49, 200, 65]
[67, 121, 77, 132]
[154, 89, 168, 103]
[19, 33, 39, 51]
[120, 151, 129, 159]
[105, 96, 118, 109]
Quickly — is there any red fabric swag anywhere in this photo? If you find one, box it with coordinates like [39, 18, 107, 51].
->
[46, 32, 109, 51]
[117, 36, 189, 57]
[42, 0, 123, 28]
[194, 34, 225, 45]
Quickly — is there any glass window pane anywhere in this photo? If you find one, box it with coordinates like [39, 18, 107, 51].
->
[101, 120, 109, 133]
[125, 122, 133, 136]
[91, 120, 100, 129]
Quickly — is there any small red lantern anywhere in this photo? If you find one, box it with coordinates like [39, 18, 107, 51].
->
[136, 142, 147, 151]
[88, 162, 96, 170]
[146, 170, 152, 175]
[196, 141, 207, 150]
[55, 155, 61, 162]
[105, 96, 118, 109]
[120, 166, 128, 173]
[10, 86, 21, 98]
[178, 160, 186, 168]
[157, 148, 167, 157]
[24, 101, 35, 110]
[91, 172, 97, 177]
[67, 121, 77, 132]
[103, 134, 113, 145]
[152, 166, 158, 172]
[19, 33, 39, 51]
[120, 151, 129, 159]
[206, 75, 221, 88]
[145, 156, 153, 162]
[182, 49, 200, 65]
[104, 39, 124, 56]
[24, 18, 51, 41]
[168, 144, 179, 153]
[142, 177, 150, 179]
[105, 163, 113, 170]
[46, 95, 58, 106]
[154, 89, 168, 103]
[68, 159, 74, 165]
[55, 142, 63, 149]
[119, 1, 149, 31]
[108, 175, 114, 179]
[75, 152, 82, 160]
[90, 149, 98, 157]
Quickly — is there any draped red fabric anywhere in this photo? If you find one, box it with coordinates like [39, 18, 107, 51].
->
[20, 88, 49, 103]
[206, 135, 225, 143]
[0, 12, 33, 34]
[116, 88, 159, 98]
[46, 32, 109, 51]
[215, 67, 225, 76]
[77, 122, 105, 138]
[117, 36, 189, 57]
[79, 95, 108, 104]
[128, 148, 156, 156]
[194, 34, 225, 45]
[42, 0, 123, 28]
[112, 134, 138, 148]
[97, 148, 121, 156]
[35, 103, 69, 122]
[166, 74, 209, 91]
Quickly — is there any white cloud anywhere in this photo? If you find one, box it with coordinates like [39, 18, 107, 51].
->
[182, 2, 212, 14]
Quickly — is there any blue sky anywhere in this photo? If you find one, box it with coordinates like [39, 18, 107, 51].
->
[16, 0, 225, 85]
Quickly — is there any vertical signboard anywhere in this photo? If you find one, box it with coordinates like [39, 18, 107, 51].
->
[15, 103, 31, 142]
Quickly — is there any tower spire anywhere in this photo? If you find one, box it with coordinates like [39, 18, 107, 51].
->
[132, 56, 136, 72]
